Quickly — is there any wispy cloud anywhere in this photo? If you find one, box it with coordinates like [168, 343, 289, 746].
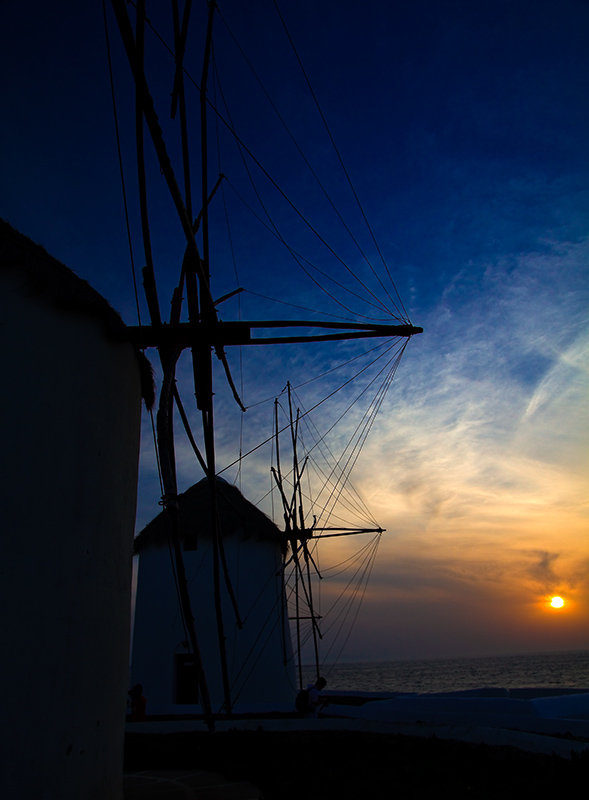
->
[314, 238, 589, 656]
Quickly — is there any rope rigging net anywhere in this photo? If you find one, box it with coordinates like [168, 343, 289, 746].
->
[106, 0, 422, 710]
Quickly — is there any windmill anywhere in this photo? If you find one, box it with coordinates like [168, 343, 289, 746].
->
[108, 0, 422, 723]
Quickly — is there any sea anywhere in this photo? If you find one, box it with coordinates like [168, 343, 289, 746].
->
[303, 650, 589, 695]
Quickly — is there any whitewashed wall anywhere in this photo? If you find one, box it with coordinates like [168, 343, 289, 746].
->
[0, 268, 143, 799]
[132, 533, 295, 710]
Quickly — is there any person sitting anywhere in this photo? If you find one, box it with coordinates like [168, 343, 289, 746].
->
[128, 684, 147, 721]
[296, 676, 327, 717]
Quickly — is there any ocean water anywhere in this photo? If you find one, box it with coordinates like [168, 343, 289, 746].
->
[304, 650, 589, 695]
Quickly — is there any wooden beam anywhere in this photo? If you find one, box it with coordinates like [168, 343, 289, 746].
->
[125, 321, 423, 349]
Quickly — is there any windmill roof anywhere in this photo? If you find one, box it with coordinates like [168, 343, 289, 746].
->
[134, 478, 284, 553]
[0, 218, 155, 408]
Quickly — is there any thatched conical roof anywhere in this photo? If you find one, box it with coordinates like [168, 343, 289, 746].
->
[134, 478, 284, 553]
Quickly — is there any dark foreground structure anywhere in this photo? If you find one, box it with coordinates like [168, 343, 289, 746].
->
[125, 729, 587, 800]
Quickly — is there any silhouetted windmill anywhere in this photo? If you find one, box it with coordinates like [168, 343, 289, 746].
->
[109, 0, 422, 723]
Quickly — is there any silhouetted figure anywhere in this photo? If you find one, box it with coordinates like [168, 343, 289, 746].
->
[128, 684, 147, 721]
[295, 676, 327, 717]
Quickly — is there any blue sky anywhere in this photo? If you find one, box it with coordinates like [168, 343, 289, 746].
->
[2, 0, 587, 661]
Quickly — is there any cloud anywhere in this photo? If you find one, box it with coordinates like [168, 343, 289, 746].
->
[134, 231, 588, 658]
[314, 238, 589, 654]
[521, 550, 561, 589]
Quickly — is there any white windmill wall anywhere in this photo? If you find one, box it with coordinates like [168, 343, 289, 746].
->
[0, 238, 145, 799]
[132, 521, 295, 710]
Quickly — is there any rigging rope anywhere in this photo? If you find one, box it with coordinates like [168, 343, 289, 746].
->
[294, 533, 380, 658]
[321, 535, 382, 578]
[223, 180, 395, 320]
[211, 65, 391, 321]
[218, 335, 409, 477]
[272, 0, 410, 323]
[213, 41, 246, 491]
[217, 4, 402, 318]
[106, 0, 187, 636]
[103, 0, 143, 328]
[272, 397, 378, 529]
[306, 344, 407, 528]
[245, 290, 392, 324]
[105, 0, 196, 672]
[290, 389, 381, 527]
[124, 3, 410, 325]
[128, 4, 399, 321]
[319, 534, 381, 669]
[245, 338, 392, 409]
[114, 2, 419, 685]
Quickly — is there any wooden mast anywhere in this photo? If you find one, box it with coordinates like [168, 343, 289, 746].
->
[196, 0, 235, 717]
[123, 0, 216, 730]
[272, 384, 322, 686]
[111, 0, 421, 715]
[274, 382, 388, 686]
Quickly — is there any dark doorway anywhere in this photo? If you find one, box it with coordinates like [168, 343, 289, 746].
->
[175, 653, 199, 703]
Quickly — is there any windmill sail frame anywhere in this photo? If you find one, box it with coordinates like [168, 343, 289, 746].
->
[110, 0, 421, 719]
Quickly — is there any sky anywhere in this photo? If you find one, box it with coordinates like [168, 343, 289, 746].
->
[2, 0, 588, 663]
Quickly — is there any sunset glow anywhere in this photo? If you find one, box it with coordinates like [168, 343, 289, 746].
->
[2, 0, 588, 661]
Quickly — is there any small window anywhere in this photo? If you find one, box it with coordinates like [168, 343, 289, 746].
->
[175, 653, 199, 704]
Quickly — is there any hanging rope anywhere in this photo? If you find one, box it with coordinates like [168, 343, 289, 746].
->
[217, 5, 400, 316]
[223, 180, 394, 321]
[121, 4, 409, 325]
[272, 0, 410, 323]
[218, 335, 408, 477]
[103, 0, 143, 328]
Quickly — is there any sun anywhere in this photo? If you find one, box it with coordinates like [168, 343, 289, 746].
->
[550, 596, 565, 608]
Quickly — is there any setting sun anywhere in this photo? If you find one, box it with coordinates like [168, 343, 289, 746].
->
[550, 596, 565, 608]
